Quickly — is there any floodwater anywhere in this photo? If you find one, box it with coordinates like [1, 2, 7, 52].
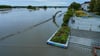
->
[69, 16, 100, 32]
[0, 8, 67, 56]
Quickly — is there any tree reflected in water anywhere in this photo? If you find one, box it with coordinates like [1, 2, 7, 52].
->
[0, 8, 12, 14]
[27, 7, 40, 12]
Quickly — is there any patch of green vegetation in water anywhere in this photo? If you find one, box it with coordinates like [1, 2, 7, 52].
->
[51, 26, 70, 44]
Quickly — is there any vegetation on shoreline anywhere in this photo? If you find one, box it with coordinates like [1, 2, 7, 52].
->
[0, 5, 67, 9]
[0, 5, 12, 8]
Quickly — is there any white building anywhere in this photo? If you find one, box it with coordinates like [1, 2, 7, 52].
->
[81, 2, 90, 11]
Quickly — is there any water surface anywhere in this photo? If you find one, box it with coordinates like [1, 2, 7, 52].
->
[0, 8, 67, 56]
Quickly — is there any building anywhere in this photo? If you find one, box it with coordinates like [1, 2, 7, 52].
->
[81, 1, 90, 11]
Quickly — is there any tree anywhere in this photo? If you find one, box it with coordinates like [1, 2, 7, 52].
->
[89, 0, 95, 12]
[0, 5, 12, 8]
[95, 0, 100, 14]
[68, 2, 81, 10]
[90, 0, 100, 15]
[27, 5, 33, 9]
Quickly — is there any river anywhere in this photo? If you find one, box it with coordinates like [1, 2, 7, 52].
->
[0, 8, 67, 56]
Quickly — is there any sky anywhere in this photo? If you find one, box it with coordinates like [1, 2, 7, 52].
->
[0, 0, 90, 6]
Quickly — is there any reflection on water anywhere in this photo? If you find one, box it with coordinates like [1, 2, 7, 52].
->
[27, 7, 48, 12]
[27, 7, 40, 12]
[0, 7, 48, 13]
[43, 7, 47, 11]
[0, 8, 67, 56]
[0, 8, 67, 42]
[0, 8, 12, 14]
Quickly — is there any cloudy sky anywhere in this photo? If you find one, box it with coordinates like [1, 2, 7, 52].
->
[0, 0, 90, 6]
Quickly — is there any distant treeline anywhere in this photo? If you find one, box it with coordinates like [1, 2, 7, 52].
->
[0, 5, 12, 8]
[0, 5, 68, 8]
[13, 6, 68, 8]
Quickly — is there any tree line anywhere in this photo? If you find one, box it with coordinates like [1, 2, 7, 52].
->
[90, 0, 100, 15]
